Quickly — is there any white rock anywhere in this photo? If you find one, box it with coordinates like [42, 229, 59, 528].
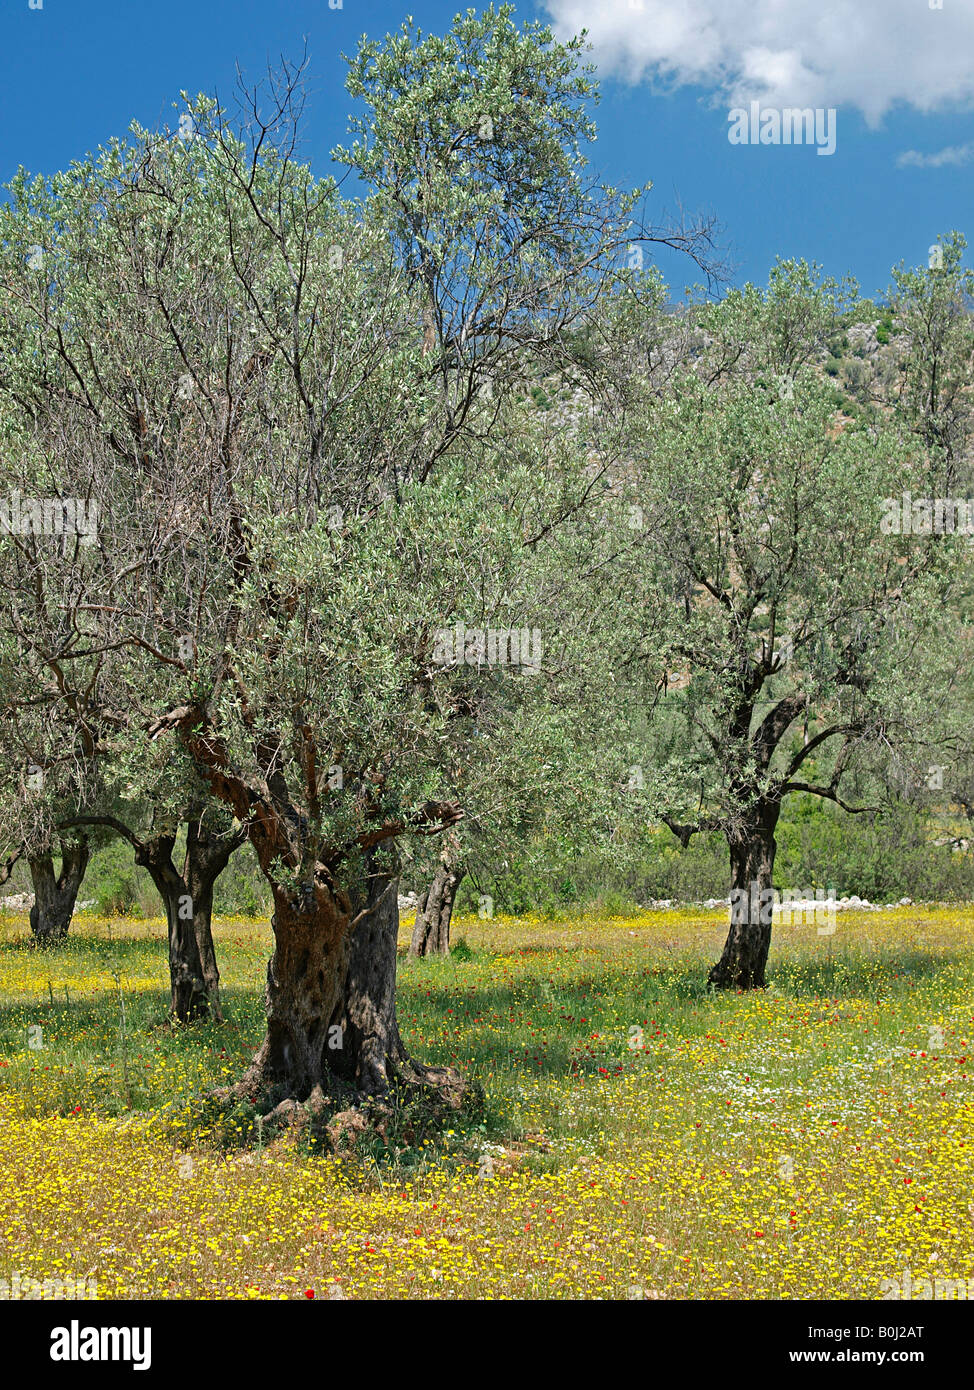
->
[0, 893, 33, 910]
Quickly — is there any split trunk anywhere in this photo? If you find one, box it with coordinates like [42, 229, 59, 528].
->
[235, 854, 465, 1114]
[136, 819, 241, 1023]
[28, 838, 90, 944]
[409, 860, 464, 957]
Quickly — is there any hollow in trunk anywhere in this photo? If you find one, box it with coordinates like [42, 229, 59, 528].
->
[233, 855, 466, 1120]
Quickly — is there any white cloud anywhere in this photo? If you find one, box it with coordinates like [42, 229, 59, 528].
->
[543, 0, 974, 126]
[897, 141, 974, 168]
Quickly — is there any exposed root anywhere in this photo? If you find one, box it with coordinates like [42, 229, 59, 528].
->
[207, 1061, 482, 1156]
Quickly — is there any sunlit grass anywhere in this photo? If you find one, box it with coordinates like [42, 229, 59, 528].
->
[0, 906, 971, 1299]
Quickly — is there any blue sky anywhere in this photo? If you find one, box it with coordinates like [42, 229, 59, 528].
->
[1, 0, 972, 301]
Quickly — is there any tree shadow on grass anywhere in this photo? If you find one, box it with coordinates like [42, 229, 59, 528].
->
[398, 942, 963, 1077]
[0, 986, 264, 1061]
[0, 930, 159, 952]
[0, 936, 962, 1106]
[770, 945, 956, 999]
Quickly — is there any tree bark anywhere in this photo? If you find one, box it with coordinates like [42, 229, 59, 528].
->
[135, 817, 242, 1024]
[239, 872, 352, 1097]
[137, 833, 210, 1024]
[180, 814, 244, 1023]
[338, 864, 462, 1098]
[60, 810, 241, 1023]
[709, 801, 781, 990]
[171, 714, 469, 1116]
[28, 837, 89, 944]
[188, 875, 220, 1016]
[409, 860, 464, 957]
[233, 855, 465, 1115]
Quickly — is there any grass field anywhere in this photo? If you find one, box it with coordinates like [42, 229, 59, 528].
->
[0, 907, 972, 1300]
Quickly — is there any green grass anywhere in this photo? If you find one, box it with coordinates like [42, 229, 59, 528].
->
[0, 906, 972, 1299]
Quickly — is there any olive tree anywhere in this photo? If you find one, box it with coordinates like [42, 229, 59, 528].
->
[0, 10, 718, 1114]
[65, 745, 245, 1022]
[0, 642, 95, 942]
[619, 260, 972, 988]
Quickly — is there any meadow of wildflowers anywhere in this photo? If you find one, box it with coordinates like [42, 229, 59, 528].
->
[0, 907, 971, 1300]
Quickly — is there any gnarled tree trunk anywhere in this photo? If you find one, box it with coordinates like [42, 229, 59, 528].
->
[173, 714, 469, 1118]
[240, 873, 352, 1097]
[64, 810, 241, 1024]
[338, 864, 462, 1098]
[187, 874, 220, 1016]
[709, 801, 781, 990]
[136, 815, 243, 1024]
[409, 859, 464, 957]
[28, 837, 89, 944]
[234, 854, 465, 1115]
